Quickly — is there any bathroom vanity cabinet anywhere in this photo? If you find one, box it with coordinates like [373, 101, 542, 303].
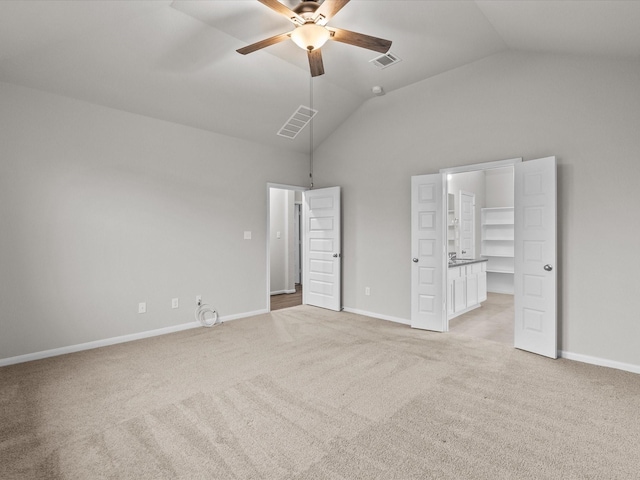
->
[447, 259, 488, 319]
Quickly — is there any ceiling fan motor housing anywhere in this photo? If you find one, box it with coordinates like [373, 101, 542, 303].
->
[293, 0, 322, 20]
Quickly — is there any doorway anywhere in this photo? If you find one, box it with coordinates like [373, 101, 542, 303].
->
[267, 184, 343, 313]
[445, 166, 514, 344]
[411, 156, 558, 358]
[267, 184, 306, 311]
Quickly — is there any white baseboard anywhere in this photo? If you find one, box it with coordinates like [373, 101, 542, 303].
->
[220, 309, 269, 322]
[559, 350, 640, 375]
[270, 289, 296, 296]
[0, 309, 269, 367]
[343, 307, 411, 326]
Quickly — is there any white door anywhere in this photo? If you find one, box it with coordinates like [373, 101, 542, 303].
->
[459, 191, 475, 259]
[514, 157, 557, 358]
[303, 187, 341, 311]
[411, 174, 446, 331]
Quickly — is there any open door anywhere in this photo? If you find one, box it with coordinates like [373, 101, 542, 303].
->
[514, 156, 557, 358]
[411, 174, 446, 331]
[303, 187, 341, 311]
[459, 190, 475, 259]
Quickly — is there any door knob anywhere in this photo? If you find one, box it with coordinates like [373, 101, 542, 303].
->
[412, 258, 419, 263]
[544, 264, 553, 271]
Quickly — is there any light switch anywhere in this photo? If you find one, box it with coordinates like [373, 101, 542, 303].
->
[244, 231, 252, 240]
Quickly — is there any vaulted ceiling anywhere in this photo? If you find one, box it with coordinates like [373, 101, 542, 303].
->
[1, 1, 639, 153]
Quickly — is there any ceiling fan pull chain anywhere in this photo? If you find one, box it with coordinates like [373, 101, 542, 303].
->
[309, 74, 314, 189]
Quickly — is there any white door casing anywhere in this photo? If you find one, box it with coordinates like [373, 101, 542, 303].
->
[294, 203, 302, 284]
[303, 187, 342, 311]
[459, 191, 475, 259]
[514, 157, 557, 358]
[411, 174, 446, 331]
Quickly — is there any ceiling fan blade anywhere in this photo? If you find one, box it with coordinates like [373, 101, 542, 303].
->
[308, 48, 325, 77]
[236, 31, 292, 55]
[258, 0, 301, 23]
[315, 0, 350, 22]
[328, 27, 391, 53]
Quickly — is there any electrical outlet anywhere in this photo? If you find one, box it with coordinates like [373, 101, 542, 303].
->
[196, 295, 202, 305]
[277, 231, 281, 239]
[138, 302, 146, 314]
[365, 287, 371, 296]
[171, 298, 179, 309]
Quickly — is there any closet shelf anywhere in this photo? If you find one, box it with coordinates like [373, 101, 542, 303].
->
[481, 206, 514, 293]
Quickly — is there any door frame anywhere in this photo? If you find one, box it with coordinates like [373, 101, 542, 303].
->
[266, 183, 308, 312]
[439, 158, 522, 333]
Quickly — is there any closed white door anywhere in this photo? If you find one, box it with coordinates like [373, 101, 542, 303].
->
[514, 157, 557, 358]
[303, 187, 341, 311]
[459, 191, 475, 258]
[411, 174, 446, 331]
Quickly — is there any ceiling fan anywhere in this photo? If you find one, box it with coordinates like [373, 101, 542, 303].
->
[236, 0, 392, 77]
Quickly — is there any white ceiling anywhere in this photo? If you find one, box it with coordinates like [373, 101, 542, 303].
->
[1, 0, 639, 153]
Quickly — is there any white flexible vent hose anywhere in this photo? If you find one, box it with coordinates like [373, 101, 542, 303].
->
[195, 303, 220, 328]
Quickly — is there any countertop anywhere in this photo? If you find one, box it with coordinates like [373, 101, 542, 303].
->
[448, 257, 488, 268]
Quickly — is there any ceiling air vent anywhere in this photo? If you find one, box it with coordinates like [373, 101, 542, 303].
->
[277, 105, 318, 139]
[370, 51, 402, 69]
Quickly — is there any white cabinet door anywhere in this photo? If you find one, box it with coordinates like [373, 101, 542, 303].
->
[514, 157, 557, 358]
[303, 187, 341, 312]
[466, 269, 478, 307]
[453, 275, 466, 313]
[447, 277, 454, 315]
[478, 269, 487, 303]
[411, 174, 446, 331]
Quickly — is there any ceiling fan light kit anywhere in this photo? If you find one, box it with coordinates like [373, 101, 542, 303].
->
[291, 23, 331, 51]
[237, 0, 392, 77]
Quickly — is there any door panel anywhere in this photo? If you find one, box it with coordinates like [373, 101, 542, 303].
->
[303, 187, 341, 311]
[514, 157, 557, 358]
[411, 174, 445, 331]
[459, 191, 475, 258]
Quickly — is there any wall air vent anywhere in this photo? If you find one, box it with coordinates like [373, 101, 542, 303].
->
[277, 105, 318, 139]
[369, 51, 402, 69]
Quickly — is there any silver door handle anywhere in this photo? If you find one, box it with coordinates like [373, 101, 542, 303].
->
[544, 264, 553, 271]
[412, 258, 419, 263]
[462, 250, 467, 254]
[333, 253, 341, 258]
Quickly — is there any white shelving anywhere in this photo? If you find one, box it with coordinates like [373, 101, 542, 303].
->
[481, 207, 514, 294]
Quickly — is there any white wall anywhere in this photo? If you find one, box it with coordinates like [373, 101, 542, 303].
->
[485, 167, 514, 208]
[314, 51, 640, 369]
[0, 82, 309, 360]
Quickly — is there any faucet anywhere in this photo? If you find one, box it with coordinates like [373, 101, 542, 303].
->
[448, 252, 457, 261]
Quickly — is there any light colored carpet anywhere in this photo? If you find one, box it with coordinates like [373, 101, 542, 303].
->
[2, 305, 639, 479]
[448, 293, 514, 346]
